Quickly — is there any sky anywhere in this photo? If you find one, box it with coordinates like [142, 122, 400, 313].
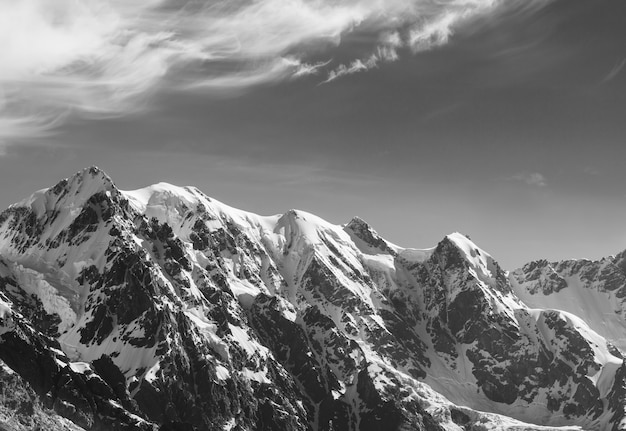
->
[0, 0, 625, 269]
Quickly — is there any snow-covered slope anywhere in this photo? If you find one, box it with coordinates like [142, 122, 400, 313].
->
[512, 257, 626, 352]
[0, 167, 624, 431]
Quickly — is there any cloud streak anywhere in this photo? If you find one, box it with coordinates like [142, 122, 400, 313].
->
[0, 0, 552, 146]
[510, 172, 547, 187]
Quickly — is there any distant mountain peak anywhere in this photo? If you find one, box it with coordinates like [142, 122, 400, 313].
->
[56, 165, 117, 196]
[11, 166, 119, 218]
[344, 215, 395, 255]
[434, 232, 509, 291]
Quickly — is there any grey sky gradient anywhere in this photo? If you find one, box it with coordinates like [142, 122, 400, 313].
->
[1, 0, 625, 269]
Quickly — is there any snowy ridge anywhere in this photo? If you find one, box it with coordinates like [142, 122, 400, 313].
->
[0, 167, 624, 430]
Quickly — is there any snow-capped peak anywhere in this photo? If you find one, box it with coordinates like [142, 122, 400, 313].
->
[123, 181, 203, 219]
[443, 232, 504, 288]
[13, 166, 118, 218]
[344, 216, 397, 255]
[274, 208, 349, 248]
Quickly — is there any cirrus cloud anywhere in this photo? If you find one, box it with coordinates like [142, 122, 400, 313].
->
[0, 0, 553, 147]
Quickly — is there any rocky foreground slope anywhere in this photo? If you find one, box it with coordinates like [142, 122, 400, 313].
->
[0, 167, 625, 430]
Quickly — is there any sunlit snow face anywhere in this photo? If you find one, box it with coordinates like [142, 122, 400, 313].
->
[0, 0, 551, 146]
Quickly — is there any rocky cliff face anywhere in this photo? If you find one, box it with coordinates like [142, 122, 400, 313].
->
[0, 167, 624, 430]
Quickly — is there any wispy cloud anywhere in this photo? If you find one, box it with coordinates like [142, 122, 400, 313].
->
[510, 172, 547, 187]
[602, 58, 626, 83]
[0, 0, 553, 146]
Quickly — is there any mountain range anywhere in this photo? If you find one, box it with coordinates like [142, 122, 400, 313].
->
[0, 166, 625, 431]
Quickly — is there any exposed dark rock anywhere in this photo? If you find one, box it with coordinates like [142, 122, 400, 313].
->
[450, 408, 470, 426]
[0, 359, 85, 431]
[0, 309, 154, 430]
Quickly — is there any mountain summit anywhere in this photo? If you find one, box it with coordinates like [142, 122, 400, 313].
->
[0, 167, 625, 430]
